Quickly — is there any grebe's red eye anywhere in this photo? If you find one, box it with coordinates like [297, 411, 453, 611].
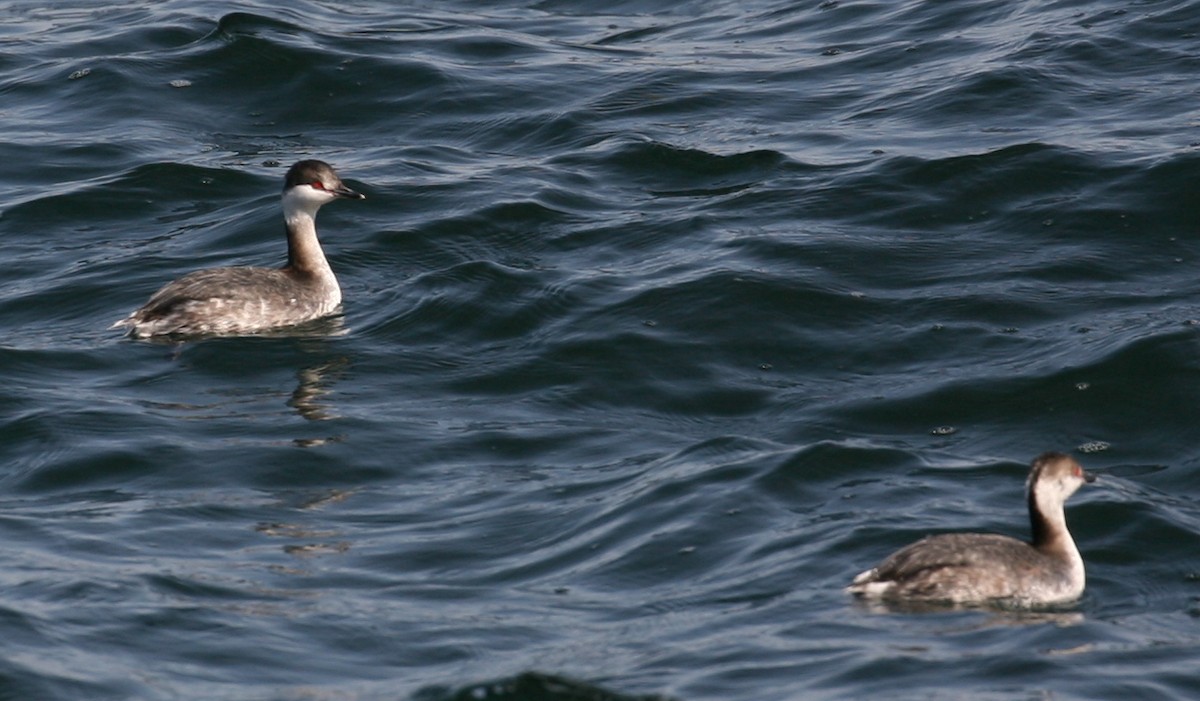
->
[311, 180, 326, 190]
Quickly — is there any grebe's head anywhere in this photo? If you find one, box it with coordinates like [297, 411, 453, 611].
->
[284, 159, 364, 205]
[1027, 451, 1095, 505]
[280, 160, 364, 223]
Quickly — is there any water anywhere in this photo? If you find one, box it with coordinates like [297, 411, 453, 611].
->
[2, 0, 1198, 699]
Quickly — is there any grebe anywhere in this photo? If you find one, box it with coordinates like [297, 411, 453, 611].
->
[847, 452, 1095, 606]
[112, 160, 364, 339]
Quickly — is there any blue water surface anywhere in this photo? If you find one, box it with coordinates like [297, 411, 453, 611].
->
[1, 1, 1199, 699]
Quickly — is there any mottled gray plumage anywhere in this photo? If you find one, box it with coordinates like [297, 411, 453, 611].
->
[846, 452, 1095, 606]
[113, 160, 364, 339]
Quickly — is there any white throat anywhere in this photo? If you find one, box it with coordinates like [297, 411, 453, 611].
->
[283, 185, 330, 230]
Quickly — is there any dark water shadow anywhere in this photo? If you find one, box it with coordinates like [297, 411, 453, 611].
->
[413, 671, 677, 701]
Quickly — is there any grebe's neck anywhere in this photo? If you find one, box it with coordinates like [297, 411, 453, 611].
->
[1029, 478, 1085, 594]
[282, 190, 332, 277]
[1029, 480, 1070, 551]
[1028, 472, 1083, 587]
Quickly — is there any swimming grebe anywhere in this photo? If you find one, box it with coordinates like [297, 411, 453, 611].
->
[112, 160, 364, 339]
[846, 452, 1095, 606]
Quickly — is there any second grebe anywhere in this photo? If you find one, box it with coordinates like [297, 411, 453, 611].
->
[847, 452, 1095, 606]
